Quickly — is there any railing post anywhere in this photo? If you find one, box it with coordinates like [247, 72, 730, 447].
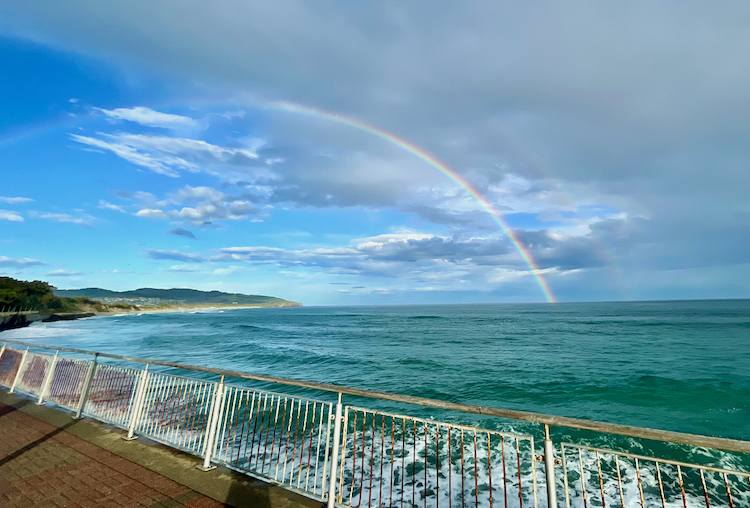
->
[544, 424, 558, 508]
[198, 375, 225, 471]
[0, 342, 6, 359]
[326, 392, 343, 508]
[37, 350, 59, 405]
[75, 354, 98, 419]
[9, 347, 29, 394]
[124, 365, 150, 440]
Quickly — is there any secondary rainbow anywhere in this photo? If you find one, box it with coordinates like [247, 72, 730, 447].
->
[265, 101, 557, 303]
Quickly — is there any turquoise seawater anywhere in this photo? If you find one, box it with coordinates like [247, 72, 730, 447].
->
[3, 300, 749, 441]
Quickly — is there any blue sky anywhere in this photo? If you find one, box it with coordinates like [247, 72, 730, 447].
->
[2, 2, 750, 305]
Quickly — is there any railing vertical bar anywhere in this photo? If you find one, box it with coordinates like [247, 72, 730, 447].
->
[436, 425, 441, 508]
[461, 429, 465, 508]
[188, 381, 208, 450]
[237, 391, 254, 466]
[368, 412, 375, 508]
[297, 401, 310, 488]
[474, 431, 479, 508]
[337, 408, 349, 504]
[487, 432, 493, 508]
[379, 415, 385, 508]
[412, 419, 417, 508]
[37, 350, 59, 405]
[699, 469, 710, 508]
[198, 375, 224, 471]
[388, 416, 396, 508]
[252, 393, 268, 467]
[448, 427, 453, 508]
[315, 401, 329, 494]
[275, 397, 288, 482]
[268, 395, 282, 477]
[307, 402, 321, 491]
[656, 462, 666, 508]
[260, 394, 275, 472]
[615, 455, 624, 508]
[401, 418, 406, 508]
[595, 451, 605, 508]
[326, 393, 342, 508]
[578, 449, 587, 508]
[256, 393, 270, 470]
[561, 444, 569, 508]
[145, 373, 164, 436]
[125, 365, 149, 440]
[723, 472, 734, 508]
[226, 388, 243, 463]
[302, 401, 315, 489]
[530, 436, 538, 508]
[361, 412, 368, 508]
[75, 354, 98, 419]
[289, 399, 302, 485]
[425, 422, 429, 508]
[282, 396, 295, 484]
[516, 437, 523, 508]
[677, 465, 687, 508]
[9, 346, 29, 394]
[350, 410, 359, 505]
[166, 377, 185, 444]
[634, 458, 645, 508]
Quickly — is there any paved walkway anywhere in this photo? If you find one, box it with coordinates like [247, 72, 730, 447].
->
[0, 393, 320, 508]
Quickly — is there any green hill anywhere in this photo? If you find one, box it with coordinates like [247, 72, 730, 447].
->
[0, 276, 138, 316]
[54, 287, 301, 307]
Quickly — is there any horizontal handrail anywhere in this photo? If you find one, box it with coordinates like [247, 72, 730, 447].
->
[3, 338, 750, 455]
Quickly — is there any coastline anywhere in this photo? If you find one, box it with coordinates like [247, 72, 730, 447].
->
[0, 302, 302, 331]
[101, 302, 301, 316]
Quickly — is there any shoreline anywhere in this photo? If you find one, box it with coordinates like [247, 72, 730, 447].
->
[100, 302, 301, 316]
[0, 303, 301, 331]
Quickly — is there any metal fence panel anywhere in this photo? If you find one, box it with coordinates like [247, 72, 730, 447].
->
[338, 407, 539, 508]
[212, 385, 334, 500]
[14, 351, 54, 397]
[0, 348, 23, 387]
[46, 357, 93, 410]
[83, 363, 143, 428]
[135, 372, 217, 455]
[560, 443, 750, 508]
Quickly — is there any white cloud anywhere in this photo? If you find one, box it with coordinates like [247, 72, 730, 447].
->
[135, 208, 169, 219]
[165, 264, 201, 272]
[95, 106, 198, 129]
[221, 110, 246, 120]
[35, 212, 94, 227]
[213, 265, 243, 275]
[98, 200, 126, 213]
[0, 196, 33, 204]
[70, 134, 186, 177]
[70, 132, 262, 178]
[46, 269, 84, 276]
[0, 210, 24, 222]
[0, 256, 45, 267]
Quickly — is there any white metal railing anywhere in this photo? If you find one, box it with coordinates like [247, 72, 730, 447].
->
[0, 339, 749, 508]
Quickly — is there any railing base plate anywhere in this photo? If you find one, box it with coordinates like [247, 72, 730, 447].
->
[122, 436, 139, 441]
[196, 464, 217, 472]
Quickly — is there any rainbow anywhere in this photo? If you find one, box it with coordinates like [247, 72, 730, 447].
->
[263, 101, 557, 303]
[0, 100, 557, 302]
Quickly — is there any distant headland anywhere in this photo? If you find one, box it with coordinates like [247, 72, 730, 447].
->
[0, 276, 301, 331]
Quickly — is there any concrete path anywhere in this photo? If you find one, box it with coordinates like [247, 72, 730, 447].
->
[0, 392, 321, 508]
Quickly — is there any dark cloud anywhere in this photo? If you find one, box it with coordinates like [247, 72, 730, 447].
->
[165, 227, 196, 239]
[144, 249, 205, 262]
[4, 1, 750, 291]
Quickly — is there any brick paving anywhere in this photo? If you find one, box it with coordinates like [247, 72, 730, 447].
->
[0, 401, 228, 508]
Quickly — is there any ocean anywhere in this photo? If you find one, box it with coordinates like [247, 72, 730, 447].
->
[3, 299, 748, 441]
